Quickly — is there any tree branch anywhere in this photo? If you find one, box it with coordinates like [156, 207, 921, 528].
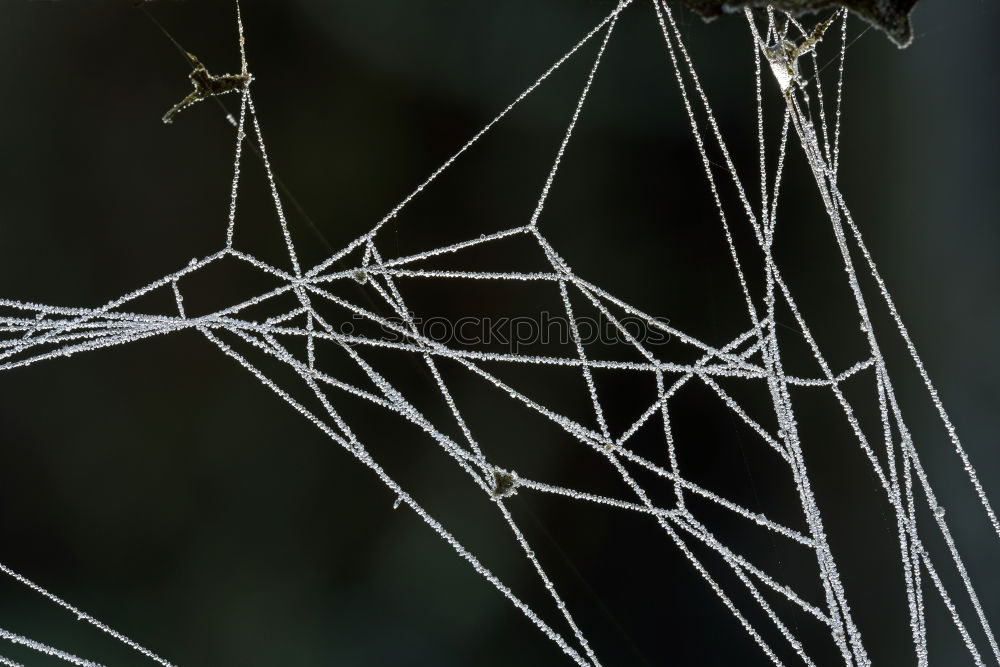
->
[673, 0, 919, 47]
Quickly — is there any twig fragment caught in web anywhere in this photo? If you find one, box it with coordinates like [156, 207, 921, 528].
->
[161, 51, 251, 124]
[757, 12, 838, 97]
[143, 0, 252, 125]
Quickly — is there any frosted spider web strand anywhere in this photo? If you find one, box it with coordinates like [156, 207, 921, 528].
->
[650, 0, 761, 329]
[533, 231, 826, 661]
[556, 276, 613, 440]
[0, 564, 175, 667]
[782, 9, 849, 179]
[874, 368, 927, 659]
[670, 513, 825, 655]
[369, 293, 486, 462]
[865, 314, 927, 661]
[787, 15, 835, 171]
[196, 326, 596, 666]
[328, 210, 836, 667]
[237, 305, 488, 476]
[236, 0, 248, 78]
[244, 95, 303, 278]
[890, 387, 980, 663]
[170, 279, 187, 318]
[831, 181, 1000, 542]
[222, 321, 487, 482]
[0, 249, 227, 367]
[0, 244, 948, 656]
[746, 13, 925, 663]
[752, 12, 806, 482]
[650, 25, 824, 610]
[496, 326, 813, 546]
[777, 32, 1000, 660]
[600, 449, 789, 665]
[708, 10, 989, 667]
[2, 2, 997, 664]
[653, 1, 769, 244]
[567, 302, 823, 664]
[0, 94, 576, 667]
[747, 0, 902, 528]
[754, 19, 771, 234]
[496, 337, 806, 664]
[527, 0, 626, 231]
[664, 6, 992, 667]
[654, 4, 864, 661]
[243, 92, 320, 370]
[235, 0, 318, 367]
[358, 239, 604, 666]
[766, 255, 930, 649]
[305, 0, 635, 279]
[656, 1, 786, 389]
[745, 16, 850, 421]
[878, 346, 1000, 663]
[0, 628, 104, 667]
[295, 269, 601, 667]
[899, 431, 930, 663]
[0, 655, 24, 667]
[203, 6, 992, 667]
[832, 9, 849, 176]
[919, 547, 987, 666]
[224, 88, 249, 248]
[775, 23, 999, 664]
[207, 89, 610, 662]
[657, 371, 685, 509]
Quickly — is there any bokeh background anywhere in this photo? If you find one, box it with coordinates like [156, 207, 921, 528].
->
[0, 0, 998, 665]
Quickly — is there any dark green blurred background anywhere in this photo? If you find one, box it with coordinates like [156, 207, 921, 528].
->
[0, 1, 998, 665]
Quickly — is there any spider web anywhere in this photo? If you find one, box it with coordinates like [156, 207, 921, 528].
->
[0, 1, 997, 665]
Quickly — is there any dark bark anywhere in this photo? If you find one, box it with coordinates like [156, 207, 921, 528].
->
[674, 0, 919, 47]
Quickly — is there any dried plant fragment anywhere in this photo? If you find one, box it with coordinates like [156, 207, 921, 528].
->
[162, 52, 251, 124]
